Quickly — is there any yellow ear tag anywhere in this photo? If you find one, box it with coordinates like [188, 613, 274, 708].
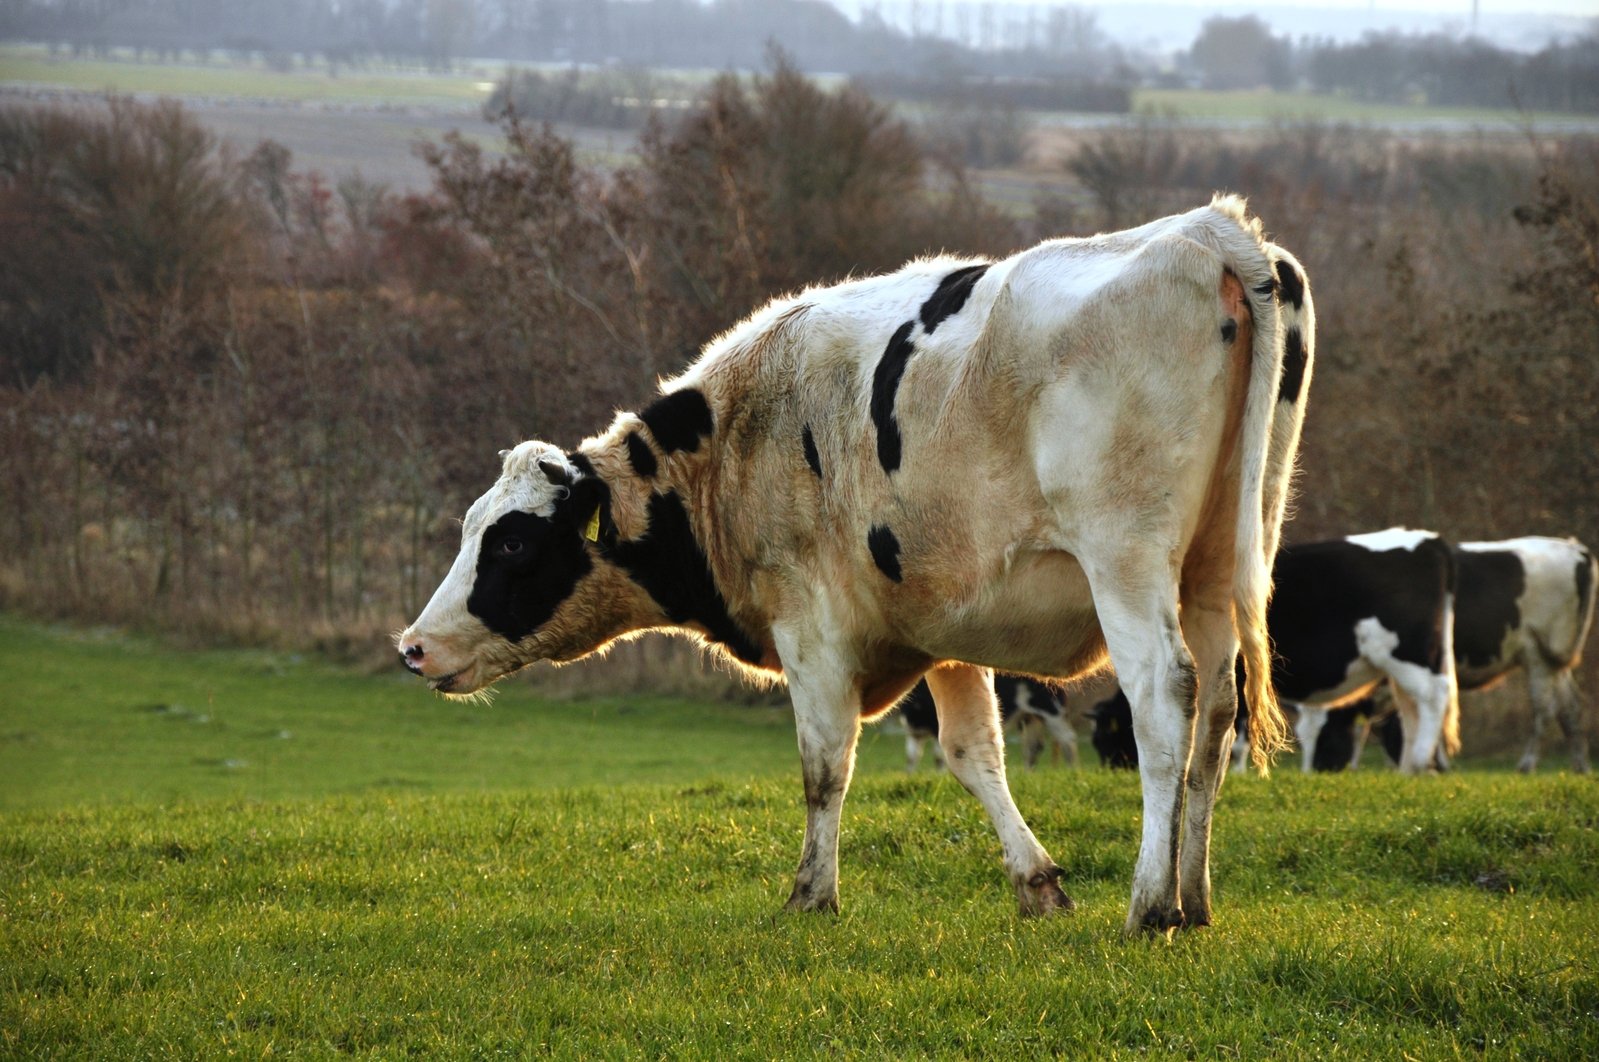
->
[583, 507, 601, 543]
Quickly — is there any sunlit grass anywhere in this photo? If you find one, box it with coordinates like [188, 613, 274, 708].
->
[3, 615, 1598, 1054]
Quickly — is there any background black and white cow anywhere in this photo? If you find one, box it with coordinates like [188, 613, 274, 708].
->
[399, 197, 1314, 934]
[1093, 529, 1459, 774]
[899, 676, 1078, 770]
[1453, 537, 1595, 772]
[1091, 688, 1404, 771]
[1268, 529, 1460, 774]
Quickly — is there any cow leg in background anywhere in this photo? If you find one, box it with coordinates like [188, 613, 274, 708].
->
[925, 664, 1071, 917]
[905, 731, 926, 771]
[1357, 619, 1456, 774]
[775, 630, 863, 913]
[1087, 569, 1195, 934]
[1520, 662, 1588, 773]
[1294, 704, 1329, 774]
[1347, 713, 1373, 769]
[1177, 600, 1240, 928]
[1038, 712, 1080, 767]
[1552, 670, 1592, 773]
[1019, 714, 1047, 769]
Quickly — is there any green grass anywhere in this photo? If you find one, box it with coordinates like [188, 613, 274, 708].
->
[0, 615, 899, 810]
[3, 615, 1598, 1056]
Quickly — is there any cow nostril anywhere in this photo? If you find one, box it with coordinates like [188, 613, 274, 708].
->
[403, 643, 425, 661]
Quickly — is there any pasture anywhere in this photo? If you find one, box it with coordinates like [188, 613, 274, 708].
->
[3, 616, 1597, 1056]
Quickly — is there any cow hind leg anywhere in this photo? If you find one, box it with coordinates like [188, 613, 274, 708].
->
[1386, 664, 1454, 775]
[1177, 601, 1240, 929]
[1552, 670, 1591, 773]
[1084, 564, 1195, 935]
[925, 664, 1072, 917]
[1295, 705, 1329, 774]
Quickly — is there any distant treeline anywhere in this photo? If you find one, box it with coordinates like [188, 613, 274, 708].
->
[1, 0, 1131, 84]
[1186, 16, 1599, 114]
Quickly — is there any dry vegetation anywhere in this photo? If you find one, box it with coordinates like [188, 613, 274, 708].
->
[2, 68, 1596, 740]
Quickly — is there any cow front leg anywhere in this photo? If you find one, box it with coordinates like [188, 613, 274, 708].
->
[775, 631, 862, 913]
[925, 664, 1072, 917]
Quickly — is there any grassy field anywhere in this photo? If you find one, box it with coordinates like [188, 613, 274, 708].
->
[3, 615, 1598, 1056]
[1128, 87, 1585, 128]
[0, 46, 493, 106]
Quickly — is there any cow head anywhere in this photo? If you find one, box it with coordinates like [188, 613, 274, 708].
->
[397, 441, 630, 696]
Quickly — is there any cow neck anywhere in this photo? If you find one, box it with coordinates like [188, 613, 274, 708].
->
[575, 421, 765, 668]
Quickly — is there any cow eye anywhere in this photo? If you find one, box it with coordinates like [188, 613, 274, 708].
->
[497, 537, 524, 557]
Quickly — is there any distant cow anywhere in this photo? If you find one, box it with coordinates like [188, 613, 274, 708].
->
[1454, 537, 1595, 772]
[1100, 529, 1460, 774]
[1092, 688, 1404, 771]
[899, 676, 1078, 770]
[398, 197, 1314, 934]
[1268, 530, 1460, 774]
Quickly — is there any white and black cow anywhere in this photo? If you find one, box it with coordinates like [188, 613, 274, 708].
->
[1265, 529, 1461, 774]
[399, 196, 1315, 934]
[1453, 537, 1595, 772]
[1092, 688, 1405, 771]
[1099, 528, 1460, 774]
[899, 675, 1079, 771]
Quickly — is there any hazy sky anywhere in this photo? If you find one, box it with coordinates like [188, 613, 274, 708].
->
[835, 1, 1598, 17]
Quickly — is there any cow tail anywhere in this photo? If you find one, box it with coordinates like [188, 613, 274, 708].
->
[1572, 546, 1597, 670]
[1217, 202, 1312, 774]
[1439, 549, 1463, 758]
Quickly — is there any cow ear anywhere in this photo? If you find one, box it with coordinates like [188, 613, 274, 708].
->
[567, 476, 610, 545]
[538, 456, 573, 487]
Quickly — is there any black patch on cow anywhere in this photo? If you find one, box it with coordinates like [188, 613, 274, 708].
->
[468, 506, 594, 644]
[1279, 326, 1307, 404]
[802, 424, 822, 479]
[918, 264, 989, 334]
[640, 389, 714, 455]
[899, 680, 939, 736]
[567, 451, 597, 479]
[1090, 689, 1138, 769]
[1172, 656, 1199, 718]
[604, 490, 763, 665]
[871, 321, 916, 473]
[868, 525, 903, 583]
[1267, 536, 1455, 701]
[1220, 318, 1238, 345]
[1275, 258, 1305, 310]
[624, 431, 657, 479]
[1453, 549, 1525, 686]
[994, 675, 1060, 722]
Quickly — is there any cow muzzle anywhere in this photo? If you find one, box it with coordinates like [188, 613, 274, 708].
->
[396, 629, 485, 695]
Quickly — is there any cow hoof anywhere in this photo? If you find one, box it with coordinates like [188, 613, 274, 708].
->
[1015, 866, 1074, 918]
[1179, 908, 1212, 930]
[784, 882, 840, 914]
[1125, 905, 1184, 938]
